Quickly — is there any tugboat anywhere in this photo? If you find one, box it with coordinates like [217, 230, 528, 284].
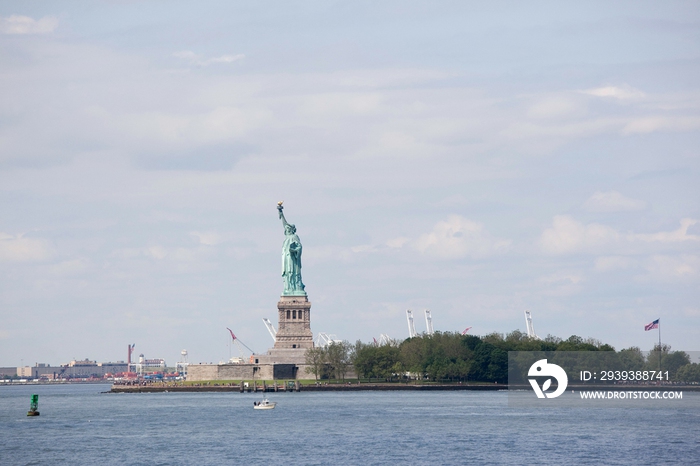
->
[27, 394, 40, 416]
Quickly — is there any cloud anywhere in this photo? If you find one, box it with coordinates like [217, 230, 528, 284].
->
[633, 218, 700, 243]
[526, 95, 585, 120]
[49, 258, 90, 276]
[350, 244, 377, 253]
[542, 217, 700, 255]
[621, 116, 700, 135]
[411, 215, 511, 259]
[173, 50, 245, 66]
[147, 246, 202, 261]
[303, 244, 355, 263]
[500, 117, 626, 153]
[540, 216, 619, 254]
[95, 105, 270, 152]
[112, 245, 207, 262]
[537, 271, 584, 296]
[298, 92, 383, 117]
[148, 245, 168, 260]
[0, 233, 52, 262]
[0, 15, 58, 34]
[594, 256, 631, 272]
[386, 237, 410, 249]
[539, 272, 583, 285]
[640, 255, 700, 283]
[580, 85, 645, 100]
[582, 191, 646, 213]
[190, 231, 224, 246]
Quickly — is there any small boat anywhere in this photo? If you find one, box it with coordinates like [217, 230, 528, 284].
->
[253, 398, 276, 410]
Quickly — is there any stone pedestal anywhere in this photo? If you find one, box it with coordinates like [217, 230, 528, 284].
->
[253, 295, 313, 370]
[273, 295, 313, 350]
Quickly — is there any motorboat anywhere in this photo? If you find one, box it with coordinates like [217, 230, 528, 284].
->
[253, 398, 276, 410]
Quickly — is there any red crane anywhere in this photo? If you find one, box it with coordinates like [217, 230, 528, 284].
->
[226, 328, 255, 355]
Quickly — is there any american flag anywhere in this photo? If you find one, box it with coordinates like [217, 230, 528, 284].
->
[644, 319, 659, 331]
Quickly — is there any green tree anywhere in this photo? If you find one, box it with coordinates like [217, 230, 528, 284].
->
[618, 347, 645, 371]
[399, 336, 427, 380]
[645, 343, 671, 371]
[481, 332, 505, 346]
[352, 341, 376, 379]
[557, 335, 598, 351]
[352, 329, 619, 384]
[469, 341, 495, 382]
[304, 346, 326, 380]
[325, 341, 352, 380]
[675, 363, 700, 383]
[391, 361, 406, 382]
[661, 350, 691, 379]
[373, 344, 401, 380]
[487, 348, 508, 383]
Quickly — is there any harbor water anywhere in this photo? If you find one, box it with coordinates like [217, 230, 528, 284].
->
[1, 384, 699, 465]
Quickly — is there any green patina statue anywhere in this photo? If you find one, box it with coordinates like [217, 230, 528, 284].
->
[277, 202, 306, 296]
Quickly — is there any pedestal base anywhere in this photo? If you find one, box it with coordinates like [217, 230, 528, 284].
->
[273, 295, 313, 350]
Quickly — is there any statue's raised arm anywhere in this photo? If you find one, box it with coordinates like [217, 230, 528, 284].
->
[276, 202, 306, 296]
[277, 201, 289, 228]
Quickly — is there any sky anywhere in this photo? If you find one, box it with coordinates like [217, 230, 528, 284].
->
[1, 1, 699, 367]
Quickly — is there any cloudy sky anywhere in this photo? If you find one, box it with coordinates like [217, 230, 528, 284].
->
[1, 1, 698, 367]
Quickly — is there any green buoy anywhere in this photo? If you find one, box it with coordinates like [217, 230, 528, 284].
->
[27, 394, 40, 416]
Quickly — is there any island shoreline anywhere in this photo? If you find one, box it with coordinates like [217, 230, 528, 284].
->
[107, 383, 700, 393]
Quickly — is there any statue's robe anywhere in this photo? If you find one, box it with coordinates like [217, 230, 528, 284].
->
[282, 233, 305, 294]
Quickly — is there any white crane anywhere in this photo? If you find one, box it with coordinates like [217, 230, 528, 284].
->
[406, 309, 417, 338]
[262, 318, 277, 342]
[424, 309, 434, 335]
[315, 332, 342, 348]
[524, 310, 540, 340]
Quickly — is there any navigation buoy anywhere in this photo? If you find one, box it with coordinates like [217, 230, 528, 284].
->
[27, 394, 40, 416]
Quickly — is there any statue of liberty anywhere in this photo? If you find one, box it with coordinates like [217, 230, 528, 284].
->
[277, 202, 306, 296]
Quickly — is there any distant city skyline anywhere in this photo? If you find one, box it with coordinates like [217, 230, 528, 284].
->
[1, 2, 699, 366]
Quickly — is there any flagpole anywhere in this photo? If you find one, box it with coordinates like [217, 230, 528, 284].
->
[658, 318, 661, 371]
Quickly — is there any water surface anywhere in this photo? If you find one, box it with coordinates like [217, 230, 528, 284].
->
[1, 384, 698, 465]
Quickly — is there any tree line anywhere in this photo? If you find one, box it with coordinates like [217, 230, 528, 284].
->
[305, 330, 700, 383]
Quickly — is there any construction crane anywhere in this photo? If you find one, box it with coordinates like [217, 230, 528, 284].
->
[262, 318, 277, 342]
[424, 309, 434, 335]
[524, 310, 540, 339]
[315, 332, 342, 348]
[406, 310, 417, 338]
[226, 328, 256, 356]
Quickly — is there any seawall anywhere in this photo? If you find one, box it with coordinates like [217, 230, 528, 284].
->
[109, 383, 504, 393]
